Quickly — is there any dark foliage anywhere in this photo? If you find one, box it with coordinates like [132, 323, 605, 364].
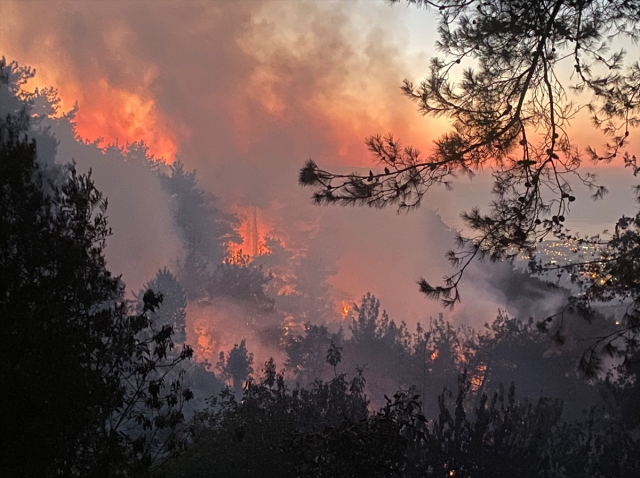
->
[160, 160, 240, 301]
[465, 311, 600, 422]
[287, 290, 605, 421]
[158, 350, 412, 478]
[404, 374, 639, 478]
[216, 339, 255, 397]
[299, 0, 640, 365]
[160, 354, 639, 478]
[286, 323, 344, 384]
[0, 62, 193, 477]
[138, 268, 188, 343]
[207, 252, 275, 309]
[253, 235, 340, 326]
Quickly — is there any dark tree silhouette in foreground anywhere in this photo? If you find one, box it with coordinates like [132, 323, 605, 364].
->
[137, 268, 188, 344]
[216, 339, 255, 397]
[300, 0, 639, 371]
[161, 354, 639, 478]
[0, 60, 193, 477]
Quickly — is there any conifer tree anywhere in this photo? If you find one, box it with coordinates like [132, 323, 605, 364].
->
[300, 0, 640, 369]
[0, 59, 193, 477]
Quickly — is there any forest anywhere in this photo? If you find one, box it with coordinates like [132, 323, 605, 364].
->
[2, 0, 640, 477]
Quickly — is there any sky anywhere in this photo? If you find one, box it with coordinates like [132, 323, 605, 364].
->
[1, 0, 639, 326]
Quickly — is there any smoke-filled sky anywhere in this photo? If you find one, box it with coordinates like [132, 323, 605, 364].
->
[2, 0, 639, 326]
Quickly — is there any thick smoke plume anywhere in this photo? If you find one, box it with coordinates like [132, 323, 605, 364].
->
[2, 0, 459, 321]
[1, 0, 614, 372]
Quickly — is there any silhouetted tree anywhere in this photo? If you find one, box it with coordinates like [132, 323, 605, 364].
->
[253, 235, 340, 326]
[216, 339, 255, 397]
[346, 293, 413, 402]
[178, 242, 211, 302]
[289, 253, 340, 324]
[137, 267, 188, 343]
[464, 311, 600, 421]
[0, 59, 196, 476]
[208, 252, 275, 310]
[404, 374, 638, 478]
[299, 0, 640, 366]
[410, 314, 466, 418]
[284, 292, 608, 422]
[160, 160, 240, 300]
[158, 353, 375, 478]
[0, 103, 193, 476]
[286, 323, 344, 385]
[160, 354, 639, 478]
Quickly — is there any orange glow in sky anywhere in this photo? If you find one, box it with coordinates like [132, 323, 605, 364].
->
[2, 0, 634, 177]
[71, 82, 179, 161]
[7, 67, 180, 162]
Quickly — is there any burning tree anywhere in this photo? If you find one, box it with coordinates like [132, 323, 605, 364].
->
[299, 0, 640, 371]
[159, 160, 241, 301]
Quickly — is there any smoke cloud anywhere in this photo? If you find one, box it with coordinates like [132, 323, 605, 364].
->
[3, 0, 620, 344]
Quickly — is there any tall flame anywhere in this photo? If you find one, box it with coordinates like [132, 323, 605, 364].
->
[228, 205, 274, 258]
[71, 82, 180, 161]
[13, 68, 181, 162]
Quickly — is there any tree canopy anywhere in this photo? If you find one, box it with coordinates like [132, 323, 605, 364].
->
[137, 268, 188, 344]
[0, 58, 193, 477]
[300, 0, 640, 369]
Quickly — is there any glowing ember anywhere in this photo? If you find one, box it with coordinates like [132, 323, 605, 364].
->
[283, 315, 295, 332]
[196, 330, 212, 353]
[470, 363, 487, 391]
[430, 349, 439, 361]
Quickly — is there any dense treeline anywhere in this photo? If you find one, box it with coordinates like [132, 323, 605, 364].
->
[3, 0, 640, 470]
[285, 292, 612, 420]
[158, 350, 639, 478]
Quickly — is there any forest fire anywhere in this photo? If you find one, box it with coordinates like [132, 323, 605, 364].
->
[227, 205, 274, 258]
[470, 364, 488, 391]
[188, 306, 220, 360]
[71, 85, 180, 161]
[341, 302, 350, 317]
[2, 0, 638, 474]
[25, 73, 180, 161]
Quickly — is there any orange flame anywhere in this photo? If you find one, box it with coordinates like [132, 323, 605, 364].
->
[341, 302, 350, 318]
[23, 71, 181, 162]
[470, 363, 487, 391]
[228, 205, 274, 258]
[430, 349, 439, 361]
[71, 83, 180, 161]
[2, 47, 180, 162]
